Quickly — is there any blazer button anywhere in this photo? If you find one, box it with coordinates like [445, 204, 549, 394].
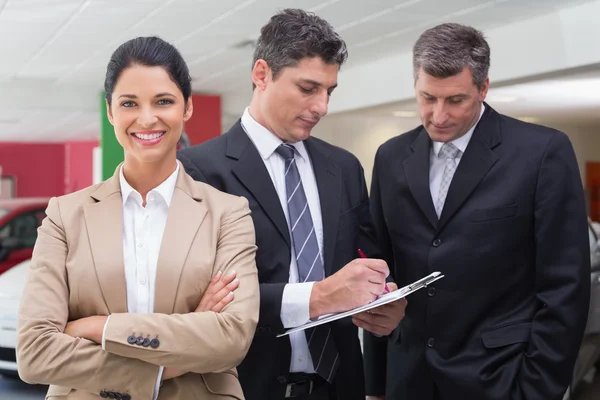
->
[428, 287, 436, 297]
[432, 239, 441, 247]
[277, 375, 287, 384]
[143, 338, 151, 347]
[150, 338, 160, 349]
[100, 392, 109, 398]
[127, 336, 137, 345]
[136, 336, 145, 346]
[427, 338, 435, 348]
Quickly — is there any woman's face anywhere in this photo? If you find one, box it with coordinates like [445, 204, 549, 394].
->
[107, 64, 193, 166]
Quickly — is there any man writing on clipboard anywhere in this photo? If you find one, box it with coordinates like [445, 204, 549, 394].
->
[178, 9, 407, 400]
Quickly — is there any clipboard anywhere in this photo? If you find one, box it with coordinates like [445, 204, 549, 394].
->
[276, 271, 444, 337]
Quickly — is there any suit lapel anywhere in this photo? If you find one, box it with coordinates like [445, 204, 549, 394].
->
[437, 105, 501, 231]
[403, 129, 438, 229]
[305, 138, 341, 276]
[154, 171, 207, 314]
[84, 171, 128, 314]
[228, 122, 291, 248]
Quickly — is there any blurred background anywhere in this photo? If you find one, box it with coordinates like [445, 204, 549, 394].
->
[0, 0, 600, 399]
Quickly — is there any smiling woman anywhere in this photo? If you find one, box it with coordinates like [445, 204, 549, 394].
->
[104, 37, 193, 193]
[16, 37, 259, 400]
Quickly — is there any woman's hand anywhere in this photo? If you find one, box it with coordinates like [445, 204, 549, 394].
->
[159, 270, 241, 382]
[65, 272, 239, 381]
[64, 316, 108, 344]
[195, 269, 240, 312]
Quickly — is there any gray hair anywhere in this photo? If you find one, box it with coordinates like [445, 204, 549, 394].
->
[413, 23, 490, 90]
[252, 8, 348, 88]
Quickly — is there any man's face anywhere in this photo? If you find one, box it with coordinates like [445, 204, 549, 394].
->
[415, 66, 488, 143]
[256, 57, 339, 143]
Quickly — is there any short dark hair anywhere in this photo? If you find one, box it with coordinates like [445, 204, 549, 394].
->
[104, 36, 192, 105]
[413, 23, 490, 90]
[252, 8, 348, 88]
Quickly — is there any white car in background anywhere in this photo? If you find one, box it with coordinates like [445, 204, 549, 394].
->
[0, 258, 30, 378]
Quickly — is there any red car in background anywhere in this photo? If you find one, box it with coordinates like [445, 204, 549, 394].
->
[0, 198, 48, 275]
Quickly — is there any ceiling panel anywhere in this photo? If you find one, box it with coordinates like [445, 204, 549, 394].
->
[18, 0, 165, 77]
[190, 47, 253, 79]
[0, 0, 592, 141]
[319, 0, 418, 29]
[203, 0, 324, 37]
[0, 0, 82, 77]
[406, 0, 491, 18]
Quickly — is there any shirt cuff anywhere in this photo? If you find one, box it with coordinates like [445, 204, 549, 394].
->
[280, 282, 315, 328]
[101, 315, 111, 351]
[152, 366, 164, 400]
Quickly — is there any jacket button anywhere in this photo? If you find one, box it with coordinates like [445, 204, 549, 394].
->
[108, 393, 116, 399]
[136, 336, 145, 346]
[127, 336, 137, 345]
[428, 287, 436, 297]
[150, 338, 160, 348]
[277, 375, 287, 384]
[432, 239, 441, 247]
[122, 395, 131, 400]
[100, 392, 109, 398]
[427, 338, 435, 348]
[142, 338, 151, 347]
[114, 394, 123, 400]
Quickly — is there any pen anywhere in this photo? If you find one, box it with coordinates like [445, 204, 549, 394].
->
[358, 249, 390, 293]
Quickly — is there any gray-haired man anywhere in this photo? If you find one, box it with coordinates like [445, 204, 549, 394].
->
[363, 22, 590, 400]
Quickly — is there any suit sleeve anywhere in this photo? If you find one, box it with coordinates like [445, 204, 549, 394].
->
[16, 197, 160, 399]
[103, 196, 260, 373]
[362, 147, 393, 396]
[514, 131, 591, 400]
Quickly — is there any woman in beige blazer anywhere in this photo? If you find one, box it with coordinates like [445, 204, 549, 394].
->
[16, 36, 259, 400]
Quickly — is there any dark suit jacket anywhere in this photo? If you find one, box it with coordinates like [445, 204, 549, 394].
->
[363, 104, 591, 400]
[178, 121, 379, 400]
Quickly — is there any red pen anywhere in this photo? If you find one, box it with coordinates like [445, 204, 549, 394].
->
[358, 249, 390, 293]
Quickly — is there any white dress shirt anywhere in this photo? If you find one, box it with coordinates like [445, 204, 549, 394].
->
[429, 104, 486, 205]
[241, 107, 322, 374]
[102, 162, 179, 399]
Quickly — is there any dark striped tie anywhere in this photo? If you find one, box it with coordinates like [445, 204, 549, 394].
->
[276, 143, 339, 382]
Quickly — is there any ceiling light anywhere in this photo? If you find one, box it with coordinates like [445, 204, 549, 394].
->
[517, 117, 538, 123]
[393, 111, 418, 118]
[486, 95, 518, 103]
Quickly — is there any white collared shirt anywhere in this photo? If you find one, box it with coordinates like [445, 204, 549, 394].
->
[241, 107, 322, 374]
[429, 104, 485, 206]
[102, 162, 179, 399]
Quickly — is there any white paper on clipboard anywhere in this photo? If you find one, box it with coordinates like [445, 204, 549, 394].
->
[276, 271, 445, 337]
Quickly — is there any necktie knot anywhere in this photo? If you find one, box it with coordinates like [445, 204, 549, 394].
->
[439, 142, 461, 160]
[275, 143, 296, 161]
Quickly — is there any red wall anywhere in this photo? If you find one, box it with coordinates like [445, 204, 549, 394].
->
[65, 141, 98, 194]
[0, 143, 65, 197]
[184, 94, 222, 145]
[0, 140, 97, 198]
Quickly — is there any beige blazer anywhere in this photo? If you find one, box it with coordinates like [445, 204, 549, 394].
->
[17, 166, 259, 400]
